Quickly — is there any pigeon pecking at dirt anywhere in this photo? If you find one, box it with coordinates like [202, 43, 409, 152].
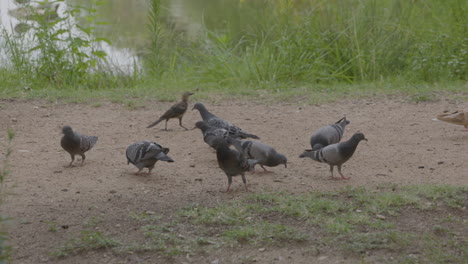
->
[215, 137, 257, 192]
[147, 92, 194, 130]
[240, 140, 287, 172]
[192, 102, 260, 139]
[60, 126, 98, 167]
[126, 140, 174, 175]
[299, 132, 367, 180]
[310, 117, 350, 150]
[194, 121, 232, 149]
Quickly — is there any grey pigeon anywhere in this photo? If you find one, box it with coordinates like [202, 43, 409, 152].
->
[299, 132, 367, 180]
[194, 121, 231, 149]
[240, 141, 287, 172]
[126, 140, 174, 175]
[310, 117, 350, 150]
[192, 102, 260, 139]
[60, 126, 98, 167]
[215, 137, 257, 192]
[147, 92, 194, 130]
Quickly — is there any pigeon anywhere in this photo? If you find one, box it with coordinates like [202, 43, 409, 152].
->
[433, 109, 468, 130]
[310, 117, 350, 150]
[147, 92, 194, 130]
[126, 141, 174, 175]
[192, 102, 259, 139]
[194, 121, 232, 149]
[299, 132, 367, 180]
[60, 126, 98, 167]
[240, 141, 287, 172]
[215, 137, 257, 192]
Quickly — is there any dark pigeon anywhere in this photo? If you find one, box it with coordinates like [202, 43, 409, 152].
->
[194, 121, 232, 149]
[60, 126, 98, 167]
[215, 137, 257, 192]
[192, 102, 259, 139]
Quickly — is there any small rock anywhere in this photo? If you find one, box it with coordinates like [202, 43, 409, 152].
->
[53, 170, 62, 174]
[418, 166, 424, 169]
[115, 224, 121, 228]
[437, 161, 444, 165]
[318, 256, 328, 261]
[211, 259, 219, 264]
[109, 190, 117, 194]
[61, 225, 69, 229]
[195, 178, 203, 182]
[356, 209, 362, 213]
[259, 248, 266, 252]
[190, 164, 196, 168]
[11, 118, 17, 122]
[61, 189, 68, 192]
[376, 214, 386, 220]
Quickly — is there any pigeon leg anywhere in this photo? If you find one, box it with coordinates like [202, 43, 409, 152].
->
[147, 166, 154, 175]
[134, 168, 143, 175]
[329, 165, 338, 180]
[179, 117, 188, 130]
[241, 174, 249, 192]
[224, 176, 233, 192]
[67, 154, 75, 167]
[80, 154, 86, 166]
[260, 165, 269, 173]
[164, 120, 168, 131]
[337, 165, 350, 180]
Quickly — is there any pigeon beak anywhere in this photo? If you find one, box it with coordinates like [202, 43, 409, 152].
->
[364, 137, 368, 141]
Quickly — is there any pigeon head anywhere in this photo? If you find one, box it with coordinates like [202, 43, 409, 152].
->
[194, 121, 210, 131]
[277, 153, 288, 168]
[351, 132, 367, 142]
[299, 149, 313, 159]
[182, 92, 194, 101]
[192, 102, 205, 111]
[62, 125, 74, 135]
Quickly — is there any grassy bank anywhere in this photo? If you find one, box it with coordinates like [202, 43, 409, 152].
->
[0, 0, 466, 103]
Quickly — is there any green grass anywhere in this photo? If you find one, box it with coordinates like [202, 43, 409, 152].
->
[51, 230, 121, 258]
[1, 0, 467, 103]
[49, 185, 466, 261]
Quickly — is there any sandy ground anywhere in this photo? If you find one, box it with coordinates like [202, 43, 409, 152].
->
[0, 97, 467, 263]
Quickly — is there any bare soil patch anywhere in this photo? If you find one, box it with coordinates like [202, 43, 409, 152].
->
[1, 98, 467, 263]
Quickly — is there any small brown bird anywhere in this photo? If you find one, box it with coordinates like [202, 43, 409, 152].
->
[147, 92, 194, 130]
[434, 109, 468, 130]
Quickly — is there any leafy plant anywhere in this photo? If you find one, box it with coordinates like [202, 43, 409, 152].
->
[0, 129, 15, 263]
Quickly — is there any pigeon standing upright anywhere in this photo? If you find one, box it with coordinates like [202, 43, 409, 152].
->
[310, 117, 350, 150]
[240, 141, 287, 172]
[147, 92, 194, 130]
[299, 132, 367, 180]
[215, 137, 257, 192]
[192, 102, 259, 139]
[60, 126, 98, 167]
[126, 140, 174, 175]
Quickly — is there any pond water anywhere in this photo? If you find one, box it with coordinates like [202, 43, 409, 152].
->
[0, 0, 255, 73]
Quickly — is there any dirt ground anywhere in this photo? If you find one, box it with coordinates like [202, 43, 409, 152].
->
[0, 97, 467, 264]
